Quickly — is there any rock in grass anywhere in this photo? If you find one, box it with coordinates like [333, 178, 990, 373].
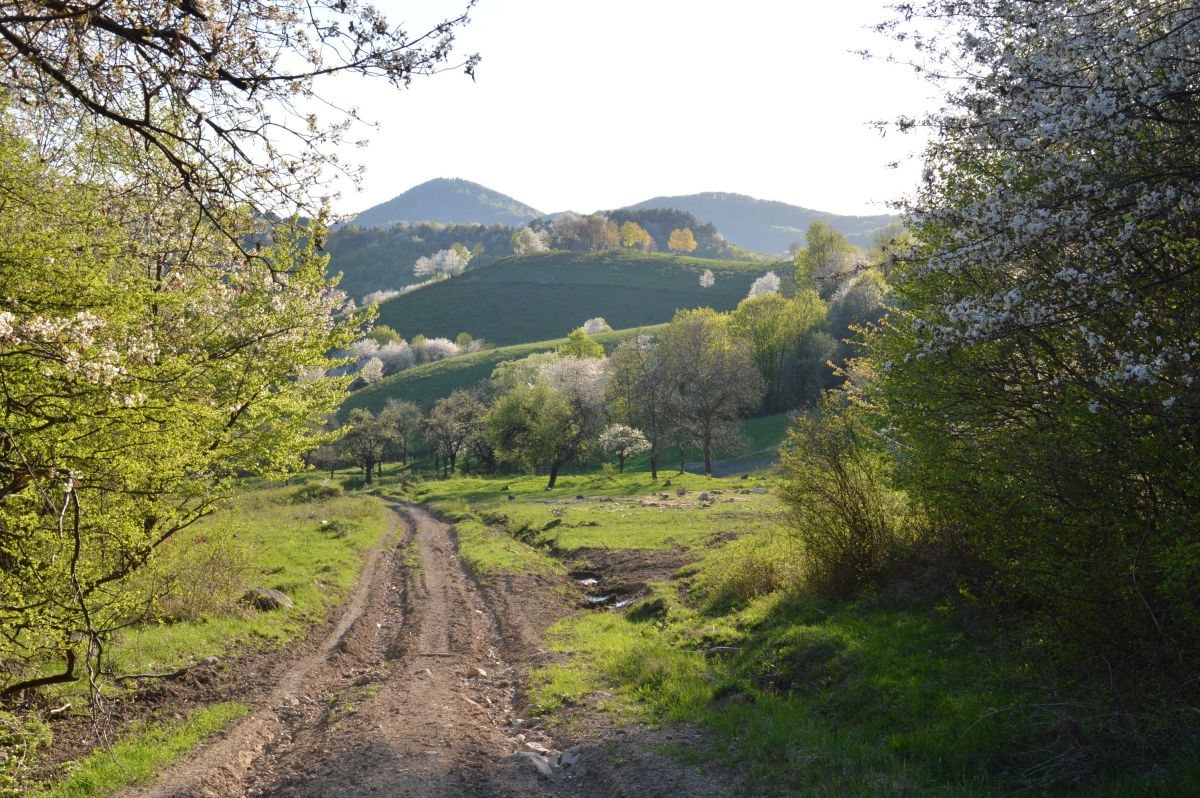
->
[242, 588, 294, 611]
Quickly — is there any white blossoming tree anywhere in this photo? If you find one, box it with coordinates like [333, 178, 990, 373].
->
[746, 271, 781, 299]
[699, 269, 715, 288]
[870, 0, 1200, 658]
[413, 249, 469, 280]
[582, 317, 612, 335]
[598, 425, 651, 473]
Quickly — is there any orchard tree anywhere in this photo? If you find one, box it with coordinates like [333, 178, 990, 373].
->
[512, 227, 548, 255]
[871, 0, 1200, 661]
[619, 221, 653, 250]
[659, 309, 765, 476]
[340, 409, 389, 484]
[667, 227, 698, 254]
[559, 327, 605, 359]
[608, 336, 672, 479]
[795, 222, 857, 299]
[427, 391, 487, 477]
[413, 248, 468, 279]
[582, 317, 612, 335]
[731, 290, 827, 411]
[746, 271, 781, 298]
[599, 425, 651, 473]
[699, 269, 716, 288]
[380, 399, 425, 464]
[488, 357, 609, 488]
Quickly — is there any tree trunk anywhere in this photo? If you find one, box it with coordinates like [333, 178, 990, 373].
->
[547, 461, 561, 489]
[678, 446, 685, 474]
[650, 451, 658, 481]
[618, 454, 626, 473]
[377, 460, 383, 477]
[703, 431, 713, 477]
[364, 461, 374, 484]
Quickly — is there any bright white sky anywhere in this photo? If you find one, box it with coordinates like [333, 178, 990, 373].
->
[324, 0, 937, 218]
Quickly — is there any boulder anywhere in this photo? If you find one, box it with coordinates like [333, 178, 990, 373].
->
[558, 746, 584, 768]
[243, 588, 293, 611]
[507, 751, 554, 778]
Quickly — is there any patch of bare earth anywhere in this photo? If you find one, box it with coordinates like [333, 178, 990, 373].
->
[110, 504, 741, 798]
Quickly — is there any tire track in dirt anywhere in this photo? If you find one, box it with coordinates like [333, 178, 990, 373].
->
[121, 504, 578, 798]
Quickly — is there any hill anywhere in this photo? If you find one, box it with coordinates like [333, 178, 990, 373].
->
[342, 324, 665, 415]
[351, 178, 542, 229]
[627, 191, 898, 253]
[371, 251, 781, 347]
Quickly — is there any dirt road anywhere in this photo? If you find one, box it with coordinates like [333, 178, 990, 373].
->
[121, 503, 735, 798]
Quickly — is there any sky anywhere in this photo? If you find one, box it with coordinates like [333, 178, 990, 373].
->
[323, 0, 938, 218]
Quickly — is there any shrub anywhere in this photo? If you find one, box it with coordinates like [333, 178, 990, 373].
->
[778, 397, 923, 598]
[135, 524, 252, 622]
[291, 481, 344, 503]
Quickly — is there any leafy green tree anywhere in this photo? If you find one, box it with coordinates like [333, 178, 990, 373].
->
[558, 327, 605, 359]
[0, 131, 357, 696]
[379, 399, 424, 465]
[608, 337, 672, 479]
[731, 290, 827, 411]
[795, 221, 856, 299]
[427, 391, 488, 477]
[488, 358, 609, 488]
[659, 309, 764, 476]
[340, 409, 390, 484]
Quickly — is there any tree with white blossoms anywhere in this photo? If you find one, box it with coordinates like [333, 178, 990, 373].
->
[511, 227, 548, 255]
[359, 357, 385, 385]
[598, 425, 651, 473]
[487, 356, 609, 488]
[423, 337, 460, 362]
[746, 271, 781, 299]
[699, 269, 715, 288]
[582, 317, 612, 335]
[869, 0, 1200, 662]
[413, 249, 469, 279]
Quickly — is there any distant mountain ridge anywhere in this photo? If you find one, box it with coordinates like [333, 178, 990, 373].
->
[352, 178, 542, 229]
[626, 192, 898, 253]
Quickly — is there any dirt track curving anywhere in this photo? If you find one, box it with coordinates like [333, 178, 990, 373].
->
[120, 503, 737, 798]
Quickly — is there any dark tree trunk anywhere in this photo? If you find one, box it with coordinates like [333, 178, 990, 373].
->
[678, 446, 685, 474]
[650, 451, 659, 481]
[364, 461, 374, 484]
[377, 460, 383, 477]
[547, 461, 561, 489]
[618, 454, 626, 473]
[703, 431, 713, 477]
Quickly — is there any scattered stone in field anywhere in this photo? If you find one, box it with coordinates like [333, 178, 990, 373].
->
[462, 666, 487, 678]
[751, 487, 768, 494]
[699, 492, 709, 502]
[196, 655, 220, 668]
[416, 667, 433, 677]
[575, 494, 585, 499]
[525, 740, 553, 755]
[242, 587, 293, 611]
[676, 486, 687, 496]
[559, 746, 584, 767]
[507, 751, 554, 778]
[711, 489, 724, 495]
[508, 494, 515, 501]
[664, 479, 672, 487]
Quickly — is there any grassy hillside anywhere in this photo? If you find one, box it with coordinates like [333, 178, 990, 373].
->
[372, 251, 780, 346]
[342, 324, 665, 415]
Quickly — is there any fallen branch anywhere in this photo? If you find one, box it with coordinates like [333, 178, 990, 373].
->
[114, 666, 189, 683]
[701, 646, 741, 656]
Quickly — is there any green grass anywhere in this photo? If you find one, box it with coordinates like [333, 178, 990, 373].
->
[24, 481, 389, 796]
[373, 250, 782, 346]
[36, 702, 248, 797]
[402, 463, 1199, 796]
[93, 486, 389, 684]
[342, 323, 663, 415]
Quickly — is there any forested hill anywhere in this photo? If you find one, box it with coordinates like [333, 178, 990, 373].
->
[627, 192, 898, 253]
[351, 178, 543, 228]
[371, 251, 780, 346]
